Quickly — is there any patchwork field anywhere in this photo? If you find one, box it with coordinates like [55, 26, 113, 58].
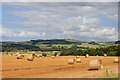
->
[78, 43, 101, 49]
[2, 55, 119, 78]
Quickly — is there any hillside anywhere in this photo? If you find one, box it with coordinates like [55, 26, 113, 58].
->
[1, 39, 119, 53]
[1, 39, 81, 52]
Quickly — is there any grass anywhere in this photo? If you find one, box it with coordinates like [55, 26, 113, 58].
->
[96, 68, 119, 80]
[66, 39, 80, 42]
[36, 44, 50, 47]
[99, 43, 113, 47]
[96, 78, 120, 80]
[78, 43, 114, 49]
[78, 43, 100, 49]
[103, 68, 118, 78]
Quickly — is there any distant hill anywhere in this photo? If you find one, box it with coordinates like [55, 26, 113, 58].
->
[30, 39, 81, 45]
[1, 39, 81, 52]
[1, 39, 118, 52]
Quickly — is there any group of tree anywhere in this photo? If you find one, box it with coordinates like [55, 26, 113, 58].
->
[60, 45, 120, 56]
[1, 39, 80, 52]
[1, 40, 120, 56]
[2, 44, 40, 52]
[1, 43, 71, 52]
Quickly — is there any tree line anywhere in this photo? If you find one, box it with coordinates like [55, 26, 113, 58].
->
[60, 45, 120, 56]
[1, 42, 120, 56]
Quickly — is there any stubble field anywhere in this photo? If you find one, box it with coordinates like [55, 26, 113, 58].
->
[2, 55, 119, 78]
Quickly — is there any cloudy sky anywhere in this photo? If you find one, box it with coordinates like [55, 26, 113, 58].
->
[1, 2, 118, 42]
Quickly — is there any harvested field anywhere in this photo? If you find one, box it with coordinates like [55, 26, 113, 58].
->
[2, 55, 119, 78]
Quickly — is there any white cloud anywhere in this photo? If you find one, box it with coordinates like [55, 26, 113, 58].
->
[1, 28, 46, 38]
[18, 31, 46, 37]
[75, 25, 118, 41]
[2, 2, 118, 41]
[8, 2, 117, 20]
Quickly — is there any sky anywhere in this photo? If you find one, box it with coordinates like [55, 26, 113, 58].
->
[1, 0, 119, 2]
[1, 2, 119, 42]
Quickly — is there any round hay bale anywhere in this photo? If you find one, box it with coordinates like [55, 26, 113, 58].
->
[114, 58, 119, 63]
[22, 54, 27, 58]
[27, 54, 34, 61]
[31, 51, 36, 54]
[100, 65, 103, 69]
[36, 55, 41, 58]
[27, 56, 34, 61]
[39, 54, 42, 57]
[7, 53, 12, 55]
[76, 55, 80, 58]
[85, 54, 89, 58]
[16, 52, 20, 56]
[104, 54, 107, 57]
[16, 54, 24, 59]
[89, 59, 102, 70]
[68, 59, 74, 64]
[76, 58, 81, 63]
[42, 56, 44, 58]
[52, 56, 55, 59]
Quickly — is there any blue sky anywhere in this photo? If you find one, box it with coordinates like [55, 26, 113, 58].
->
[1, 2, 118, 42]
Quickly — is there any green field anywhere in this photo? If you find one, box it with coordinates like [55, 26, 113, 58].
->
[98, 43, 113, 47]
[36, 44, 50, 47]
[77, 42, 114, 49]
[79, 43, 100, 48]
